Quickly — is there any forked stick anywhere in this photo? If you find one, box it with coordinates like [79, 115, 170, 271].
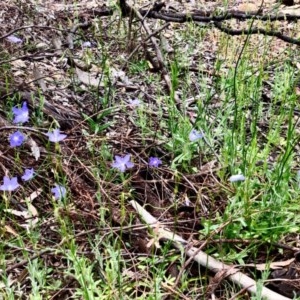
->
[130, 200, 291, 300]
[129, 5, 181, 106]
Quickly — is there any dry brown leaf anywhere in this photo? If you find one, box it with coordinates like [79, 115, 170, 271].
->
[20, 220, 39, 230]
[280, 5, 300, 15]
[237, 3, 260, 12]
[75, 67, 104, 87]
[27, 138, 40, 161]
[110, 67, 132, 85]
[11, 59, 26, 69]
[27, 203, 38, 217]
[51, 36, 63, 53]
[24, 189, 42, 202]
[33, 65, 47, 92]
[4, 209, 29, 218]
[200, 160, 217, 173]
[4, 202, 39, 230]
[76, 66, 132, 87]
[244, 258, 295, 271]
[4, 225, 18, 237]
[146, 223, 164, 249]
[161, 36, 174, 53]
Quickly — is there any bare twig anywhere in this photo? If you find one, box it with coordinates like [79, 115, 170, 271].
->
[129, 5, 181, 105]
[123, 22, 170, 70]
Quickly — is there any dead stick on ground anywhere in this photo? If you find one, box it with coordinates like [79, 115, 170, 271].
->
[130, 200, 291, 300]
[130, 6, 181, 106]
[122, 22, 170, 70]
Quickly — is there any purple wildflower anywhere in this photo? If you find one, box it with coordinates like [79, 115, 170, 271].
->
[112, 154, 134, 172]
[12, 102, 29, 124]
[189, 129, 204, 142]
[6, 35, 23, 44]
[0, 176, 19, 191]
[51, 184, 67, 200]
[9, 131, 25, 147]
[128, 98, 141, 108]
[229, 174, 245, 182]
[82, 41, 92, 48]
[46, 129, 67, 143]
[148, 157, 162, 168]
[21, 168, 34, 181]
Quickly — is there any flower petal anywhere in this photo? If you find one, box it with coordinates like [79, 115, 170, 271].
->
[125, 161, 134, 169]
[46, 129, 67, 143]
[51, 184, 66, 199]
[9, 131, 25, 147]
[148, 157, 162, 168]
[123, 154, 131, 163]
[0, 176, 19, 191]
[229, 174, 245, 182]
[112, 154, 134, 172]
[12, 102, 29, 124]
[6, 35, 23, 44]
[21, 168, 34, 181]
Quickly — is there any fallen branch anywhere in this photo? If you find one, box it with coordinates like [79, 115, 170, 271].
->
[130, 200, 291, 300]
[122, 22, 170, 70]
[1, 7, 299, 48]
[213, 21, 300, 45]
[92, 7, 300, 22]
[101, 2, 300, 46]
[143, 10, 300, 22]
